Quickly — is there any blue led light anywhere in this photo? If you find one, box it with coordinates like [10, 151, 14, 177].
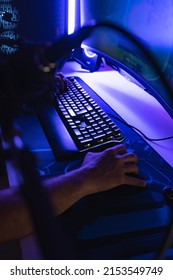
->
[68, 0, 76, 34]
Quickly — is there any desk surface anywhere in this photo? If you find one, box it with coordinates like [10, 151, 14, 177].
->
[6, 61, 173, 260]
[62, 61, 173, 167]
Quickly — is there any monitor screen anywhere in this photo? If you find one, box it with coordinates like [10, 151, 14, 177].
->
[0, 0, 67, 56]
[80, 0, 173, 117]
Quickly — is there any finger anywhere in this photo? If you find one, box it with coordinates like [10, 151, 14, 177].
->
[55, 72, 65, 79]
[63, 78, 68, 91]
[124, 175, 147, 187]
[55, 76, 67, 92]
[56, 72, 64, 78]
[56, 72, 66, 82]
[55, 73, 68, 92]
[124, 163, 139, 175]
[108, 144, 127, 155]
[55, 76, 63, 88]
[58, 73, 68, 84]
[121, 152, 138, 164]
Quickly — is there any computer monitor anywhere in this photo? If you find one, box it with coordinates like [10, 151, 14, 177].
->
[79, 0, 173, 118]
[0, 0, 68, 55]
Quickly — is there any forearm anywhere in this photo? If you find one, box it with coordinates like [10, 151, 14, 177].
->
[0, 168, 89, 243]
[0, 188, 33, 243]
[43, 167, 90, 215]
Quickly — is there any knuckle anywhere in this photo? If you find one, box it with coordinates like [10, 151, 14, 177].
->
[129, 152, 138, 161]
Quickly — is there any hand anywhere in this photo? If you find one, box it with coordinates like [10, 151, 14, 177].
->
[80, 144, 146, 194]
[54, 72, 68, 93]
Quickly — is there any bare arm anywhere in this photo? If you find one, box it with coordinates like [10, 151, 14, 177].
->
[0, 144, 146, 243]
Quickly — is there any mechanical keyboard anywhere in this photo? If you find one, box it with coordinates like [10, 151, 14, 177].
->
[38, 76, 125, 160]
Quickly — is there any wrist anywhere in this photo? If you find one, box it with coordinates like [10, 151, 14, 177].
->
[74, 166, 95, 196]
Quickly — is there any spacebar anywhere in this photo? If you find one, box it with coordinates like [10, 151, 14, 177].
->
[37, 104, 78, 160]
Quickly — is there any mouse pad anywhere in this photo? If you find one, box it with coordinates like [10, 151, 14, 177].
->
[64, 158, 165, 215]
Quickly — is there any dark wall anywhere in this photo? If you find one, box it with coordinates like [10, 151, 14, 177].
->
[14, 0, 67, 43]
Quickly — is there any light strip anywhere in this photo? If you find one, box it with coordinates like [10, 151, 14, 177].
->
[68, 0, 76, 34]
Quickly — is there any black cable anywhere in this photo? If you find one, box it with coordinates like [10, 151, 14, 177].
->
[108, 113, 173, 142]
